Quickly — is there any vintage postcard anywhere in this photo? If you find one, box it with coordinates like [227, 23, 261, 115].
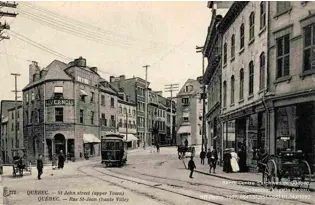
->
[0, 1, 314, 205]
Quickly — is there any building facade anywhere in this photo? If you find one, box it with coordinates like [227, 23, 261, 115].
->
[110, 75, 150, 147]
[203, 12, 224, 157]
[176, 78, 203, 146]
[22, 57, 119, 161]
[117, 93, 138, 149]
[218, 1, 269, 170]
[0, 100, 23, 163]
[265, 1, 315, 173]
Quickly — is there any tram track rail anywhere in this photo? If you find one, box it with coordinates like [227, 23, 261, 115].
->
[104, 164, 313, 205]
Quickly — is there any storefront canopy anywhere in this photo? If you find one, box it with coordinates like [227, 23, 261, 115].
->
[83, 134, 101, 143]
[121, 134, 138, 142]
[177, 126, 191, 135]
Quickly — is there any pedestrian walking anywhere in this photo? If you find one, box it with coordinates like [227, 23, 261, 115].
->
[58, 150, 65, 169]
[209, 149, 218, 173]
[156, 143, 160, 153]
[200, 150, 206, 165]
[51, 154, 57, 175]
[37, 154, 43, 180]
[188, 156, 196, 178]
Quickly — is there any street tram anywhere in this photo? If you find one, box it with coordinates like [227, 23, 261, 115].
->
[101, 133, 127, 167]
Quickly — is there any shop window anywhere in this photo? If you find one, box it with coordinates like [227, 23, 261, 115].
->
[276, 35, 290, 78]
[240, 24, 245, 50]
[55, 108, 63, 122]
[260, 52, 265, 90]
[260, 2, 266, 29]
[249, 61, 254, 95]
[249, 12, 255, 41]
[231, 35, 235, 59]
[303, 23, 315, 72]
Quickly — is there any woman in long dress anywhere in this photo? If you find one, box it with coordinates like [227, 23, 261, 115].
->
[230, 148, 240, 172]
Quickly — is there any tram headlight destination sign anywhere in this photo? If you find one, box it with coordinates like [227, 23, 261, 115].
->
[45, 99, 75, 106]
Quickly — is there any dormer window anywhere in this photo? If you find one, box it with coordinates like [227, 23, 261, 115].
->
[54, 86, 64, 99]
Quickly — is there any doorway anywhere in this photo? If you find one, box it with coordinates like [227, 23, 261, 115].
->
[296, 102, 315, 173]
[54, 134, 65, 154]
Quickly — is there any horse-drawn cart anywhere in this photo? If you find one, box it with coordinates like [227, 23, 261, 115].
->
[177, 145, 195, 159]
[259, 150, 311, 190]
[12, 156, 32, 177]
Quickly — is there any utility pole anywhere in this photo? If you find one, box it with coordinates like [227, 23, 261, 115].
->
[11, 73, 21, 151]
[143, 65, 150, 149]
[196, 46, 207, 152]
[0, 1, 18, 41]
[125, 99, 129, 150]
[165, 83, 179, 145]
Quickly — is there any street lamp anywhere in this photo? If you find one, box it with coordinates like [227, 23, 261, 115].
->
[196, 45, 207, 152]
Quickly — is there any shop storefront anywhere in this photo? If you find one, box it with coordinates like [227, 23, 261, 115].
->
[275, 102, 315, 172]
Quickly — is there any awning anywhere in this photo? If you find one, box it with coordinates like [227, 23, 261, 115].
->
[83, 133, 101, 143]
[80, 89, 88, 96]
[54, 86, 63, 93]
[183, 112, 189, 118]
[177, 126, 191, 134]
[121, 134, 139, 142]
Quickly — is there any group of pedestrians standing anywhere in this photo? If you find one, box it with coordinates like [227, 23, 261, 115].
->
[36, 150, 66, 180]
[199, 148, 218, 173]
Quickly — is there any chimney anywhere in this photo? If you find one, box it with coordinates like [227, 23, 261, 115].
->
[29, 61, 39, 83]
[109, 76, 114, 83]
[119, 75, 125, 81]
[90, 67, 98, 73]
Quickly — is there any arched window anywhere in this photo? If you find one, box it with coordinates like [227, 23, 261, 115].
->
[223, 43, 227, 65]
[249, 61, 254, 95]
[260, 2, 266, 29]
[260, 52, 265, 90]
[240, 69, 244, 100]
[223, 81, 227, 107]
[249, 12, 255, 41]
[240, 24, 245, 49]
[231, 35, 235, 59]
[231, 76, 235, 104]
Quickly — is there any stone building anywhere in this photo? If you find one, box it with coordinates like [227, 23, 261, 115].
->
[176, 78, 202, 146]
[117, 93, 138, 149]
[110, 75, 150, 147]
[22, 57, 116, 161]
[265, 1, 315, 172]
[203, 12, 224, 157]
[218, 1, 269, 170]
[0, 100, 22, 163]
[166, 98, 177, 145]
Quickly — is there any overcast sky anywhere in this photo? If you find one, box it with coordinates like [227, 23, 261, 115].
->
[0, 1, 212, 100]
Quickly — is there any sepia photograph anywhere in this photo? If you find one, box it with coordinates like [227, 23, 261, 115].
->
[0, 0, 315, 204]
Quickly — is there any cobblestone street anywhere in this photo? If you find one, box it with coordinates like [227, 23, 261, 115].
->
[2, 147, 315, 205]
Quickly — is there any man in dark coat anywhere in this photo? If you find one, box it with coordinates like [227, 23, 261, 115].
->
[58, 150, 65, 169]
[200, 150, 206, 165]
[188, 157, 196, 178]
[156, 143, 160, 153]
[37, 154, 43, 180]
[209, 149, 218, 173]
[184, 139, 188, 147]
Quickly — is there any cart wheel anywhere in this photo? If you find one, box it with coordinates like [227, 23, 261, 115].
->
[299, 160, 311, 190]
[264, 159, 277, 190]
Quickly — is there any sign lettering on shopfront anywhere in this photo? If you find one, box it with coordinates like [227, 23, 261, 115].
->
[46, 99, 74, 106]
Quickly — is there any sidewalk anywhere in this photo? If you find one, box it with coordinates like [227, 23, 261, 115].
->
[189, 159, 315, 192]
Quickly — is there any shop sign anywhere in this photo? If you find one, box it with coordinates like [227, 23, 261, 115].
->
[280, 136, 290, 141]
[46, 123, 73, 131]
[46, 99, 74, 106]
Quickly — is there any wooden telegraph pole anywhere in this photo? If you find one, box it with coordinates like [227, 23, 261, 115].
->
[165, 83, 179, 145]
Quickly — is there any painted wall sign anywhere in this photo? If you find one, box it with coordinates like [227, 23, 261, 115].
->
[46, 99, 74, 106]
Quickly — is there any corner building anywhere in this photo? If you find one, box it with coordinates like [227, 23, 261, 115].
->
[23, 58, 104, 161]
